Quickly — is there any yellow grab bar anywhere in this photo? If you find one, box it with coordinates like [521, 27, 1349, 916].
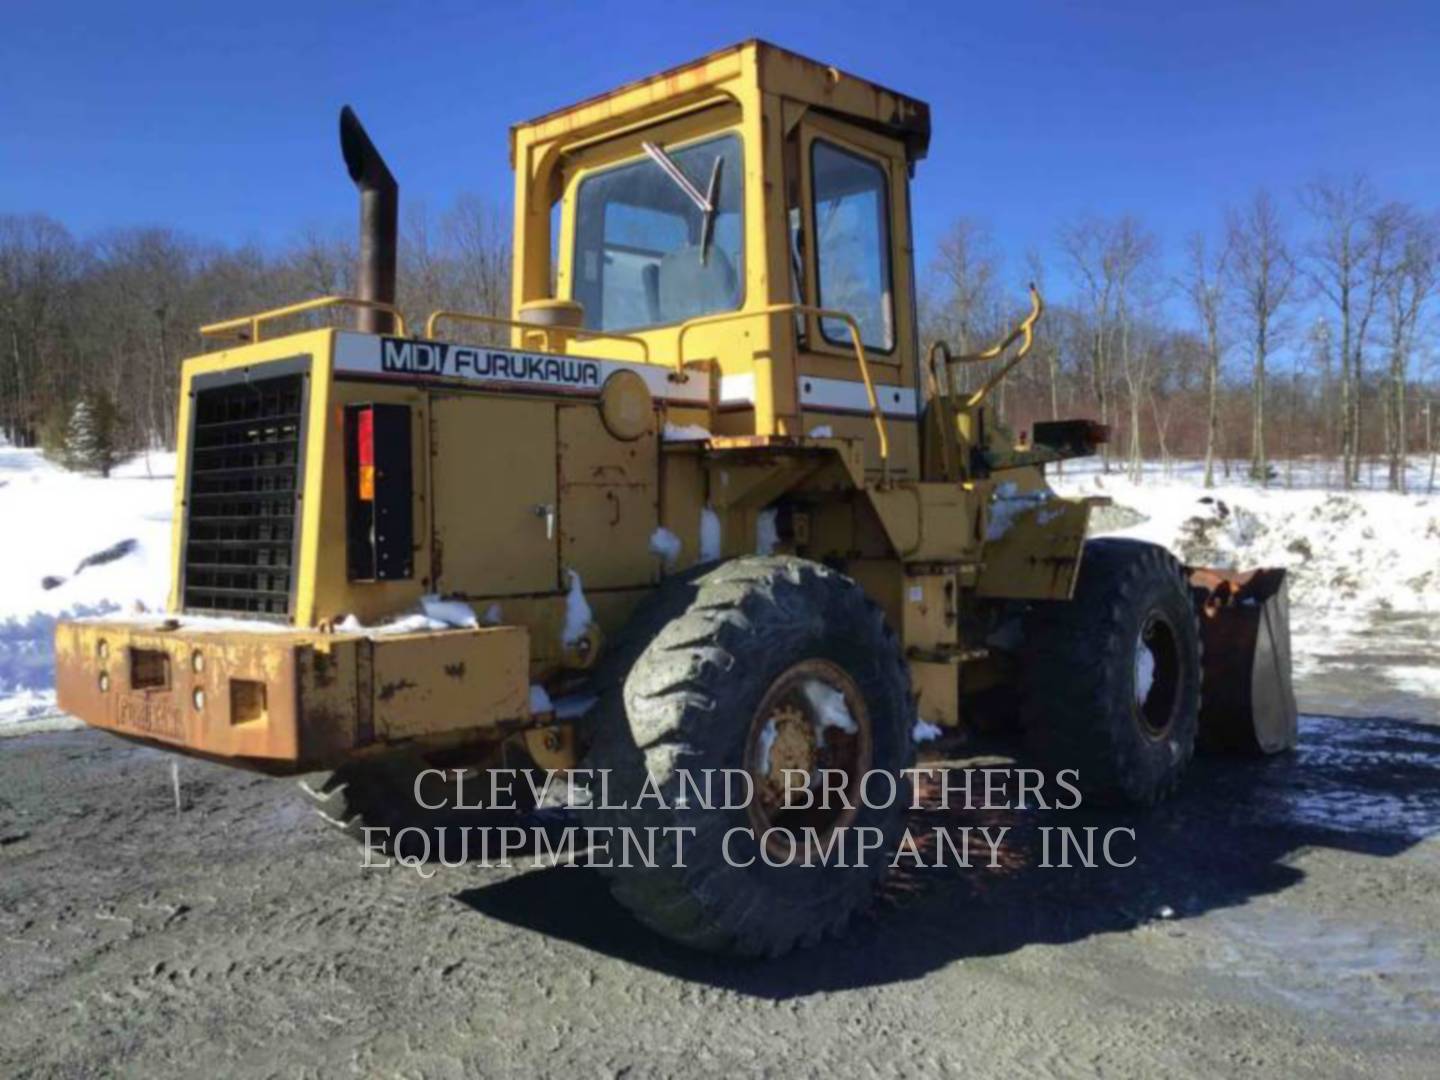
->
[675, 303, 890, 475]
[423, 310, 651, 364]
[924, 285, 1044, 404]
[200, 296, 406, 343]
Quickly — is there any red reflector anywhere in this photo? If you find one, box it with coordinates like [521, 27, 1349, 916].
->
[356, 407, 374, 466]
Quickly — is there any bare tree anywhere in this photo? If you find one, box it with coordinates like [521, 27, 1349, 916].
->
[1381, 212, 1438, 491]
[1301, 175, 1406, 487]
[1059, 217, 1118, 469]
[1180, 231, 1230, 486]
[1226, 189, 1297, 487]
[930, 217, 1000, 395]
[1108, 219, 1160, 482]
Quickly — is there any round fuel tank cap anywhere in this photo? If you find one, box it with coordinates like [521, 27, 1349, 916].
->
[599, 369, 653, 441]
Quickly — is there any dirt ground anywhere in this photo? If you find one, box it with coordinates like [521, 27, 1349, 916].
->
[2, 707, 1438, 1078]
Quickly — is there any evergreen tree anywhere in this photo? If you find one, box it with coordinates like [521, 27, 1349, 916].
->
[63, 390, 121, 477]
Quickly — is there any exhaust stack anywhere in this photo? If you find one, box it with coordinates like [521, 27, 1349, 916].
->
[339, 106, 398, 335]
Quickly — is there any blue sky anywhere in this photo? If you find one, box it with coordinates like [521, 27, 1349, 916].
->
[4, 1, 1438, 306]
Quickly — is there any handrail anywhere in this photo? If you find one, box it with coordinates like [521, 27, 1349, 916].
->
[965, 285, 1042, 407]
[674, 303, 890, 475]
[423, 310, 651, 364]
[924, 284, 1044, 404]
[199, 296, 406, 342]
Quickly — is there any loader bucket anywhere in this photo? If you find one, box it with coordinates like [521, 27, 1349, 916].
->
[1189, 567, 1299, 755]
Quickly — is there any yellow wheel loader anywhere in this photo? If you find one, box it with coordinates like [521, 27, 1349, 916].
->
[54, 41, 1296, 956]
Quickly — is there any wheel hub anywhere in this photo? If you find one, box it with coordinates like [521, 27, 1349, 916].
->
[1135, 613, 1181, 737]
[745, 659, 873, 850]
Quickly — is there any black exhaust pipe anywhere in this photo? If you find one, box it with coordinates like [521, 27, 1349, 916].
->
[339, 106, 397, 335]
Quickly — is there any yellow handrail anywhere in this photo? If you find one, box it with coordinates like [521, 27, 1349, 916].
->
[674, 303, 890, 473]
[924, 285, 1044, 404]
[423, 310, 651, 364]
[199, 296, 406, 342]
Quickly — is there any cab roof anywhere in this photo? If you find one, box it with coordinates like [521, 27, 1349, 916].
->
[510, 39, 931, 166]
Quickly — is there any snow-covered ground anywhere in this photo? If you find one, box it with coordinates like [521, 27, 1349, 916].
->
[0, 448, 174, 728]
[1052, 458, 1440, 721]
[0, 448, 1434, 730]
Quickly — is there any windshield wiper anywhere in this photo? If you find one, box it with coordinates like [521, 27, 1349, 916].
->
[642, 141, 723, 265]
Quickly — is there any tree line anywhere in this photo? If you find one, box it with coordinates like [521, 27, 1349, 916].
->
[923, 175, 1438, 492]
[0, 196, 509, 462]
[3, 173, 1435, 491]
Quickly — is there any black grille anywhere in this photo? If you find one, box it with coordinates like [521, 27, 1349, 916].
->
[183, 372, 305, 617]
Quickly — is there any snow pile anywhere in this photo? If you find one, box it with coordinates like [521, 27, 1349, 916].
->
[662, 423, 711, 442]
[803, 679, 857, 735]
[336, 594, 479, 636]
[986, 482, 1054, 541]
[913, 719, 944, 743]
[755, 508, 780, 555]
[699, 507, 722, 562]
[1051, 469, 1440, 616]
[0, 449, 174, 726]
[648, 526, 682, 568]
[562, 569, 592, 645]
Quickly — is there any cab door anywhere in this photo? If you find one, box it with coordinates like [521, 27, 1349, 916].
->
[792, 114, 920, 477]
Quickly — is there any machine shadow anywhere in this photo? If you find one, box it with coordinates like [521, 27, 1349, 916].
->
[454, 715, 1439, 999]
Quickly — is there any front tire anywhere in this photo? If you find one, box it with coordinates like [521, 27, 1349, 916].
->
[586, 556, 916, 956]
[1021, 538, 1201, 806]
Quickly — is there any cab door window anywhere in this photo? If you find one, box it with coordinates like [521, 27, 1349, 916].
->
[810, 140, 895, 352]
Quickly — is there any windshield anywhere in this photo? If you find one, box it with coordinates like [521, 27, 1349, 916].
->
[572, 133, 743, 332]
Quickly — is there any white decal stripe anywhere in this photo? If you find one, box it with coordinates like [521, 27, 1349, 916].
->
[332, 335, 916, 417]
[719, 372, 917, 418]
[719, 372, 755, 404]
[332, 332, 711, 404]
[800, 375, 918, 417]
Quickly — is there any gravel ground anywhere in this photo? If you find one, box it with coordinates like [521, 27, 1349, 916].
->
[1, 711, 1438, 1079]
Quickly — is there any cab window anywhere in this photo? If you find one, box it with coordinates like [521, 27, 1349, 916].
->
[810, 140, 894, 352]
[572, 133, 743, 332]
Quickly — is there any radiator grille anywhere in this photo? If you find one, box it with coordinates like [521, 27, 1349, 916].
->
[182, 372, 305, 617]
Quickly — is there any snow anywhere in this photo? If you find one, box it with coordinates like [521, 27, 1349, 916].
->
[986, 481, 1053, 541]
[662, 423, 711, 442]
[336, 594, 479, 636]
[756, 715, 780, 776]
[755, 508, 780, 555]
[699, 506, 722, 562]
[648, 526, 682, 568]
[0, 449, 174, 726]
[86, 612, 299, 634]
[804, 678, 858, 735]
[913, 720, 944, 743]
[1135, 637, 1157, 705]
[1051, 463, 1440, 617]
[562, 569, 592, 646]
[808, 425, 834, 438]
[419, 594, 479, 629]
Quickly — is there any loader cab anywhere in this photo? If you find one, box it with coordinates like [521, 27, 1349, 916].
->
[510, 40, 930, 477]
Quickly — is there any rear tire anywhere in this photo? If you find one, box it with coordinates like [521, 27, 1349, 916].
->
[297, 756, 434, 858]
[585, 556, 916, 956]
[297, 755, 507, 861]
[1021, 538, 1201, 806]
